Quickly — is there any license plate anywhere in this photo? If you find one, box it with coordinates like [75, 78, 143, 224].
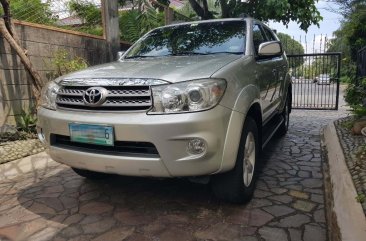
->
[69, 123, 114, 146]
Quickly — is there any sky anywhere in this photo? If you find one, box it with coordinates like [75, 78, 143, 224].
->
[268, 0, 343, 53]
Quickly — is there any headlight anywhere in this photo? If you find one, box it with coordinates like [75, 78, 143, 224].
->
[148, 79, 226, 114]
[40, 81, 60, 110]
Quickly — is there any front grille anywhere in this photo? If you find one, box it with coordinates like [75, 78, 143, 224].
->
[51, 134, 160, 158]
[56, 86, 152, 111]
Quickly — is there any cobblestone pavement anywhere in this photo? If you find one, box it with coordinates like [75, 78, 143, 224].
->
[0, 139, 45, 164]
[0, 107, 349, 241]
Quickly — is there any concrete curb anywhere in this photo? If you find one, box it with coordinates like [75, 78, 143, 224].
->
[322, 122, 366, 241]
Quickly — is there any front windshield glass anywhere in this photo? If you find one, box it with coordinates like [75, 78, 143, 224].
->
[125, 21, 246, 59]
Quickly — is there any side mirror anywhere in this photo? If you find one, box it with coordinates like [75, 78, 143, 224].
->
[117, 51, 125, 60]
[258, 41, 283, 57]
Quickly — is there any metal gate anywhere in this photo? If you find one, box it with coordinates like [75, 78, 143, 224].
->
[287, 53, 341, 110]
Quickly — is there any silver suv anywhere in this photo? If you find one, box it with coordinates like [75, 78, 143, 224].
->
[37, 18, 291, 203]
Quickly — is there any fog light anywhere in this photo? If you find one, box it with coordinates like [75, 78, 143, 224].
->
[187, 138, 207, 155]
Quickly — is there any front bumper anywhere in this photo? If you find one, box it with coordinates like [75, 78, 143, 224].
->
[37, 106, 233, 177]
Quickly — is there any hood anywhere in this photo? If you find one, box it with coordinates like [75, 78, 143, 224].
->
[58, 55, 243, 84]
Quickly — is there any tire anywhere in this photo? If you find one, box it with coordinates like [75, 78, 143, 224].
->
[277, 94, 290, 136]
[72, 168, 109, 180]
[211, 116, 259, 204]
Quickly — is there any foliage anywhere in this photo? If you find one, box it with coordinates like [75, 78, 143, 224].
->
[119, 8, 165, 43]
[278, 33, 304, 69]
[137, 7, 165, 38]
[355, 193, 366, 203]
[333, 5, 366, 61]
[187, 0, 322, 32]
[277, 33, 304, 55]
[17, 109, 37, 134]
[340, 75, 352, 84]
[177, 0, 219, 20]
[68, 0, 102, 26]
[0, 0, 55, 24]
[49, 49, 88, 79]
[328, 0, 366, 83]
[345, 77, 366, 116]
[176, 2, 199, 20]
[66, 0, 103, 36]
[340, 118, 355, 130]
[329, 0, 365, 17]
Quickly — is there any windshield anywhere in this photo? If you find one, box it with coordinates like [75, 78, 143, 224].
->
[125, 21, 246, 59]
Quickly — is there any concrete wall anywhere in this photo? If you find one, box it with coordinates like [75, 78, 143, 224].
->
[0, 22, 130, 127]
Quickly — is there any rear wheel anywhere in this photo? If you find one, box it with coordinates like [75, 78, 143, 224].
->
[211, 116, 259, 203]
[72, 168, 109, 179]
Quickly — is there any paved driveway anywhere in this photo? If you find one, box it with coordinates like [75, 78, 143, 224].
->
[0, 106, 348, 241]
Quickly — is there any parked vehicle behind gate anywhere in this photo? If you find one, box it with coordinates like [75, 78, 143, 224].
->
[314, 74, 331, 85]
[37, 18, 292, 203]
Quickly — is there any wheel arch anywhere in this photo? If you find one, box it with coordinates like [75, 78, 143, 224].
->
[245, 102, 263, 149]
[217, 100, 263, 174]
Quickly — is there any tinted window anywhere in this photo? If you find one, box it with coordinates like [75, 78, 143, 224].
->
[252, 24, 267, 54]
[263, 27, 277, 41]
[125, 21, 246, 58]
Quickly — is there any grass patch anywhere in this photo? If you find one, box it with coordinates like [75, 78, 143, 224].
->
[340, 118, 356, 130]
[356, 193, 366, 203]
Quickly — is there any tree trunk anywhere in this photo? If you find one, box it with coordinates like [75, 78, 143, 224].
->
[219, 0, 229, 18]
[0, 19, 42, 105]
[0, 0, 43, 106]
[188, 0, 213, 19]
[201, 0, 212, 19]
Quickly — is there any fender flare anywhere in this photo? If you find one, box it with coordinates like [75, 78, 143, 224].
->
[217, 85, 262, 173]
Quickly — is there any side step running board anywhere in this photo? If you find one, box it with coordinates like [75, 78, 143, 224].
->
[262, 114, 284, 149]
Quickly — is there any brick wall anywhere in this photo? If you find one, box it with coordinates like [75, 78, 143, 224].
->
[0, 22, 130, 127]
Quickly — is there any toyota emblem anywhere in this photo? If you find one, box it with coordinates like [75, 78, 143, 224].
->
[83, 87, 108, 106]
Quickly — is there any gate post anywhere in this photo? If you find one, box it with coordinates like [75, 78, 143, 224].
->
[102, 0, 120, 61]
[336, 53, 341, 110]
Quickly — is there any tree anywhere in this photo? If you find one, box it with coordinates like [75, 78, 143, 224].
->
[277, 33, 304, 55]
[187, 0, 322, 31]
[329, 0, 366, 60]
[120, 8, 164, 43]
[0, 0, 55, 24]
[328, 0, 365, 17]
[277, 33, 305, 68]
[327, 0, 366, 80]
[178, 0, 220, 20]
[329, 0, 366, 114]
[66, 0, 103, 35]
[118, 0, 166, 43]
[69, 0, 102, 26]
[0, 0, 43, 104]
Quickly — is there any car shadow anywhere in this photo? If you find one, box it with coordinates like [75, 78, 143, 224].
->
[15, 167, 252, 240]
[12, 135, 285, 240]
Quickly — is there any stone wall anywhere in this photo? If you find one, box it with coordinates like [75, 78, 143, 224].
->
[0, 22, 131, 127]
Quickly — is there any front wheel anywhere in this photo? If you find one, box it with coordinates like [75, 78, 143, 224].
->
[211, 116, 259, 203]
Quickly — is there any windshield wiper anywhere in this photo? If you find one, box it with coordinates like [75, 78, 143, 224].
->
[124, 55, 154, 59]
[173, 52, 209, 56]
[209, 51, 243, 55]
[173, 51, 243, 56]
